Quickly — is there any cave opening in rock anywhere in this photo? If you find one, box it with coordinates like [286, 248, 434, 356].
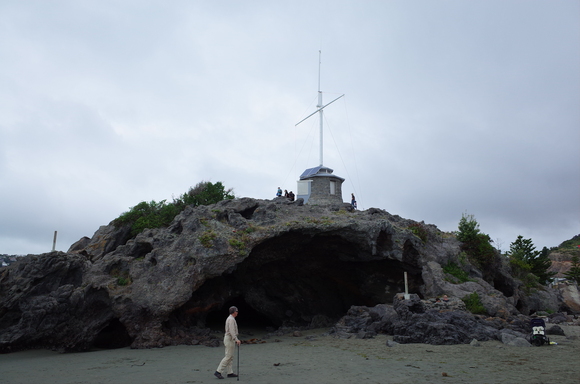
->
[515, 299, 527, 314]
[181, 231, 424, 330]
[92, 318, 133, 349]
[205, 296, 277, 331]
[239, 205, 258, 219]
[130, 242, 154, 259]
[493, 276, 514, 297]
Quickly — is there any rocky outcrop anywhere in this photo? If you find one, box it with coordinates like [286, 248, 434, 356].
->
[0, 253, 115, 352]
[420, 261, 519, 317]
[68, 223, 132, 261]
[330, 293, 530, 345]
[0, 198, 576, 353]
[555, 282, 580, 313]
[548, 252, 573, 278]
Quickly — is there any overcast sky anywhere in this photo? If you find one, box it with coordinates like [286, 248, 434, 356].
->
[1, 1, 578, 256]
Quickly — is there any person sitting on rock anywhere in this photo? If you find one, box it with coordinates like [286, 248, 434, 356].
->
[288, 191, 295, 201]
[276, 187, 282, 197]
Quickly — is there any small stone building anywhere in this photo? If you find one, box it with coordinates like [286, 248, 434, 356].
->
[296, 165, 344, 205]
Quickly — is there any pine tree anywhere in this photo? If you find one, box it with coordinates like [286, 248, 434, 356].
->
[456, 213, 497, 281]
[457, 213, 480, 243]
[533, 247, 556, 285]
[507, 236, 555, 285]
[564, 255, 580, 284]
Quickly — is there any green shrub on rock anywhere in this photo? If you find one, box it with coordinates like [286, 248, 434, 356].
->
[443, 261, 471, 283]
[199, 230, 217, 248]
[113, 181, 234, 238]
[506, 236, 555, 286]
[408, 222, 428, 243]
[462, 292, 486, 314]
[564, 255, 580, 284]
[455, 213, 499, 282]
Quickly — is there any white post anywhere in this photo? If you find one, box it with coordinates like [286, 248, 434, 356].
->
[404, 272, 410, 300]
[52, 231, 57, 252]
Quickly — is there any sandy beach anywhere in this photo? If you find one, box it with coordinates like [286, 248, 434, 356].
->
[1, 325, 579, 384]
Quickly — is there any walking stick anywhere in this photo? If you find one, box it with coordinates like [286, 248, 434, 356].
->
[237, 343, 240, 381]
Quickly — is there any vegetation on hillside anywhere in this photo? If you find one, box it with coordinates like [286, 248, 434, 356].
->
[462, 292, 486, 314]
[547, 234, 580, 283]
[506, 236, 555, 291]
[555, 234, 580, 254]
[564, 255, 580, 284]
[408, 222, 429, 242]
[454, 213, 568, 290]
[443, 261, 471, 283]
[455, 213, 499, 282]
[113, 181, 234, 237]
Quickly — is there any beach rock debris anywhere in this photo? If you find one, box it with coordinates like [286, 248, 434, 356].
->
[329, 294, 573, 346]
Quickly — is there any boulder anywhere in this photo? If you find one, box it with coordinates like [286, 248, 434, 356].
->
[0, 252, 114, 353]
[519, 288, 560, 315]
[390, 296, 499, 345]
[330, 296, 515, 345]
[469, 339, 481, 347]
[546, 325, 565, 336]
[548, 312, 570, 324]
[500, 332, 531, 347]
[420, 262, 519, 317]
[68, 223, 132, 260]
[554, 282, 580, 314]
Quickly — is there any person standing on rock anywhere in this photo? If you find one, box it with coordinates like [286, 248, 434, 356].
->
[214, 306, 241, 379]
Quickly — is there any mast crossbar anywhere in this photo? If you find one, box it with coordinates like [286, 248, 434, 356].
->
[294, 94, 344, 127]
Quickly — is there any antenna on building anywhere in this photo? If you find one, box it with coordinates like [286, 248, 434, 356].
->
[295, 50, 344, 167]
[295, 51, 346, 206]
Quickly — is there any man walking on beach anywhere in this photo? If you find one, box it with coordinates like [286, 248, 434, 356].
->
[214, 306, 241, 379]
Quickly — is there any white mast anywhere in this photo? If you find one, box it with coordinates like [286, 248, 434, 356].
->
[295, 50, 344, 167]
[317, 50, 323, 166]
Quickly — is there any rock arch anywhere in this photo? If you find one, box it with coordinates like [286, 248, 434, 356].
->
[167, 231, 423, 328]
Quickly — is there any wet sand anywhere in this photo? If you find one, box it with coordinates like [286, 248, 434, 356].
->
[1, 325, 579, 384]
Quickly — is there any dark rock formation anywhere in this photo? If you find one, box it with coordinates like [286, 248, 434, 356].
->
[553, 282, 580, 314]
[330, 293, 530, 345]
[68, 223, 132, 261]
[0, 253, 114, 352]
[1, 198, 578, 353]
[546, 325, 565, 336]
